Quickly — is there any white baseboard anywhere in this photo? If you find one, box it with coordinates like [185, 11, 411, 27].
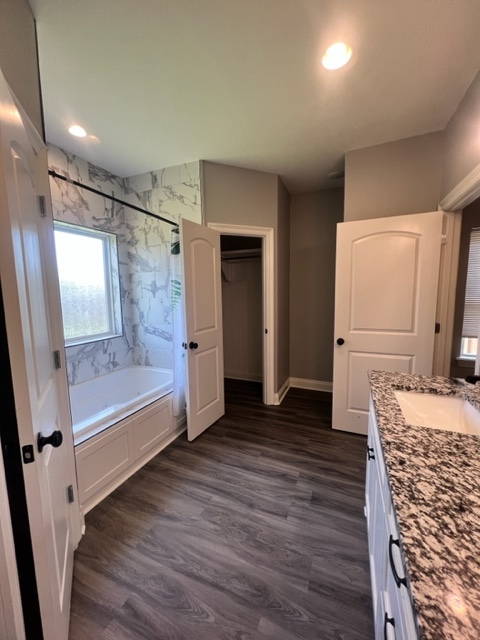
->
[224, 370, 262, 382]
[274, 377, 291, 405]
[289, 377, 333, 393]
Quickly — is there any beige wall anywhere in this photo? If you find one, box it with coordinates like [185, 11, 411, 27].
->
[290, 188, 344, 383]
[0, 0, 43, 136]
[442, 71, 480, 198]
[344, 132, 444, 222]
[276, 177, 290, 390]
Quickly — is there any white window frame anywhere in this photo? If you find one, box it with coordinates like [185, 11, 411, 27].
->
[54, 221, 123, 346]
[459, 227, 480, 361]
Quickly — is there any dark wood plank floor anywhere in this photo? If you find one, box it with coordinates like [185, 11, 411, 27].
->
[68, 380, 374, 640]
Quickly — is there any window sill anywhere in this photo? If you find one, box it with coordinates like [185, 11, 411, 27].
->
[456, 357, 476, 368]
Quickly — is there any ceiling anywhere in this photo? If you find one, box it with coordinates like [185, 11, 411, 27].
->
[30, 0, 480, 193]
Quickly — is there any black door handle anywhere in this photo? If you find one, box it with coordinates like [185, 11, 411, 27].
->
[336, 338, 345, 345]
[189, 341, 198, 350]
[388, 535, 407, 588]
[37, 430, 63, 453]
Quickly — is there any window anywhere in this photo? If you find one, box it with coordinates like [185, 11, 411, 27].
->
[460, 227, 480, 359]
[54, 222, 123, 345]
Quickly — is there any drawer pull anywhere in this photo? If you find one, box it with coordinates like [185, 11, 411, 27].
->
[388, 534, 407, 588]
[383, 613, 395, 639]
[366, 444, 375, 460]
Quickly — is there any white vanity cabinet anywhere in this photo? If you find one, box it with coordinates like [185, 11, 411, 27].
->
[366, 394, 418, 640]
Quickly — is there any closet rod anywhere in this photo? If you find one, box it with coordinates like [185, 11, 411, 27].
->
[221, 255, 262, 261]
[48, 170, 178, 227]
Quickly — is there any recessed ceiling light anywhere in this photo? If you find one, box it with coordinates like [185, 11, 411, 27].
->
[68, 124, 87, 137]
[322, 42, 352, 70]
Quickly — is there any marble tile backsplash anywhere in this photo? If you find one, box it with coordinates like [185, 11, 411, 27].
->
[48, 144, 202, 386]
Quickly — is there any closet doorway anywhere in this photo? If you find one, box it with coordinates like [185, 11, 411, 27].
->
[207, 223, 275, 405]
[221, 235, 262, 388]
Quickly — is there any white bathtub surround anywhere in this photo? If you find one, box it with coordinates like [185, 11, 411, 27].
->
[124, 161, 201, 225]
[71, 365, 184, 512]
[48, 145, 201, 414]
[75, 393, 184, 514]
[69, 365, 173, 444]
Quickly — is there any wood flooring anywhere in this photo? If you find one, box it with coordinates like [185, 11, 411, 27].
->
[68, 380, 374, 640]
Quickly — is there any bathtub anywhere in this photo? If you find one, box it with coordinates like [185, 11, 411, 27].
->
[69, 365, 173, 444]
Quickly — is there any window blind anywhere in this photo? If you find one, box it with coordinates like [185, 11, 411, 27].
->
[462, 227, 480, 338]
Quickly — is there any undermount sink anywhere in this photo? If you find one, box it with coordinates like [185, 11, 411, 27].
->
[393, 390, 480, 435]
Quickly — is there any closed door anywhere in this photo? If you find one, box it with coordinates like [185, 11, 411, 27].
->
[0, 72, 80, 639]
[332, 211, 443, 435]
[181, 219, 225, 441]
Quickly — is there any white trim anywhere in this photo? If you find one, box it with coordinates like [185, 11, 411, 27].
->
[290, 377, 333, 393]
[439, 163, 480, 212]
[433, 211, 462, 376]
[207, 222, 275, 405]
[274, 377, 290, 405]
[224, 370, 263, 382]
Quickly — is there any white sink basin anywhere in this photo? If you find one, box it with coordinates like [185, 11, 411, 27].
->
[393, 391, 480, 435]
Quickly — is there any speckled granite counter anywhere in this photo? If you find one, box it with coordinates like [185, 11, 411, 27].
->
[368, 370, 480, 640]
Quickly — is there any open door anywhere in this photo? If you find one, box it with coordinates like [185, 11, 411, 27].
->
[332, 211, 443, 435]
[0, 72, 81, 638]
[181, 219, 225, 441]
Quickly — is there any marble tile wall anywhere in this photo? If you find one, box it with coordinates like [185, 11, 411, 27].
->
[48, 145, 202, 387]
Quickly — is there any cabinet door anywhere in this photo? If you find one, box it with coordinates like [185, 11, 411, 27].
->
[366, 400, 389, 618]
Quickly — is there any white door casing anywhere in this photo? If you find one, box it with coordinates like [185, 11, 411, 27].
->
[332, 211, 443, 435]
[182, 219, 225, 441]
[207, 222, 275, 406]
[0, 72, 80, 638]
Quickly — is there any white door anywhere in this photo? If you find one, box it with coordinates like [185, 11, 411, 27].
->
[181, 219, 225, 441]
[332, 211, 443, 435]
[0, 73, 80, 638]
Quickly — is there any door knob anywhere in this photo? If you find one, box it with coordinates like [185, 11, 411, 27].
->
[189, 341, 198, 350]
[37, 429, 63, 453]
[336, 338, 345, 346]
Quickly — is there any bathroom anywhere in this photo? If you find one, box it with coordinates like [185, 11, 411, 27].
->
[47, 144, 203, 511]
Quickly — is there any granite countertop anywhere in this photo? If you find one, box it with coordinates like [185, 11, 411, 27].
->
[368, 370, 480, 640]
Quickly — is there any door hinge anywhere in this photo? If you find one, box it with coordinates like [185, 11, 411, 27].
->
[38, 195, 47, 217]
[441, 234, 447, 245]
[435, 322, 441, 334]
[67, 485, 75, 504]
[22, 444, 35, 464]
[53, 350, 61, 369]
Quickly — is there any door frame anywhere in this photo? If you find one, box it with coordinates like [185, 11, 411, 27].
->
[207, 222, 275, 405]
[434, 162, 480, 376]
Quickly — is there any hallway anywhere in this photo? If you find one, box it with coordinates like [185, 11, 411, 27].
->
[68, 380, 373, 639]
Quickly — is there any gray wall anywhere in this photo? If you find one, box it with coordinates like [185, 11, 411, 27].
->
[442, 71, 480, 198]
[344, 132, 444, 222]
[290, 188, 344, 383]
[202, 161, 278, 227]
[276, 177, 290, 390]
[0, 0, 43, 136]
[202, 160, 290, 393]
